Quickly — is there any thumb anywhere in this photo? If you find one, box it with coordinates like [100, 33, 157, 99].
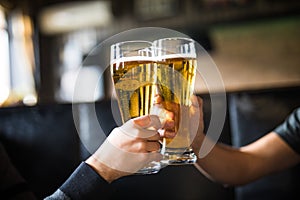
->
[119, 115, 162, 139]
[133, 115, 162, 130]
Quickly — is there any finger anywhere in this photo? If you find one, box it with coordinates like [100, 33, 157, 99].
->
[148, 115, 163, 129]
[165, 110, 175, 121]
[190, 96, 202, 117]
[133, 115, 162, 130]
[94, 138, 162, 174]
[163, 101, 180, 114]
[164, 130, 176, 138]
[191, 95, 197, 106]
[164, 119, 175, 131]
[154, 94, 163, 104]
[145, 141, 161, 152]
[120, 118, 158, 139]
[147, 133, 160, 141]
[133, 115, 152, 127]
[196, 96, 204, 121]
[191, 95, 203, 109]
[158, 129, 176, 138]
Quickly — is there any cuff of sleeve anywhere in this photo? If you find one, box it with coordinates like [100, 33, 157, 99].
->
[60, 162, 112, 200]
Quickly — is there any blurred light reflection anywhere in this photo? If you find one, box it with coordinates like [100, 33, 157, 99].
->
[9, 10, 37, 106]
[0, 6, 10, 106]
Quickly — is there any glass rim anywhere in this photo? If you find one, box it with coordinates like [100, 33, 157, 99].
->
[153, 37, 196, 58]
[152, 37, 195, 44]
[111, 40, 152, 48]
[110, 40, 154, 64]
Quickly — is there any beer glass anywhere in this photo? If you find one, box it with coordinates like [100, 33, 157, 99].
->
[110, 41, 161, 174]
[152, 37, 197, 165]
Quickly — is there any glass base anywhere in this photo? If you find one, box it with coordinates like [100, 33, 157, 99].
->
[161, 148, 197, 165]
[134, 161, 161, 175]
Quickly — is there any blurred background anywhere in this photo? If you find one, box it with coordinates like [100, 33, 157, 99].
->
[0, 1, 300, 199]
[0, 0, 299, 107]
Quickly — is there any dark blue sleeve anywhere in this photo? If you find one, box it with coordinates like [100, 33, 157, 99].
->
[274, 107, 300, 155]
[45, 162, 113, 200]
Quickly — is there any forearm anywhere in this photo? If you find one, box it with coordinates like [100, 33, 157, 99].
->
[193, 132, 300, 186]
[194, 141, 258, 186]
[192, 131, 264, 186]
[191, 97, 300, 186]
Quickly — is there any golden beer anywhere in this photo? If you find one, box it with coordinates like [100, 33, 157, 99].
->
[112, 59, 157, 123]
[152, 37, 198, 164]
[156, 56, 197, 149]
[110, 40, 163, 174]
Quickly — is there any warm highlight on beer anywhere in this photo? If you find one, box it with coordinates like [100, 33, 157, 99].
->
[156, 56, 197, 148]
[153, 37, 198, 165]
[112, 59, 157, 123]
[110, 41, 162, 174]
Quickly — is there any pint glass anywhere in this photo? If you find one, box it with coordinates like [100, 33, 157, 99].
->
[110, 41, 161, 174]
[153, 37, 197, 165]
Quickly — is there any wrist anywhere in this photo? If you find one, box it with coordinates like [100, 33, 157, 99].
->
[85, 156, 126, 183]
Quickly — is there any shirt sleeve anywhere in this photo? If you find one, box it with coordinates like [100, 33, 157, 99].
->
[44, 162, 113, 200]
[274, 107, 300, 155]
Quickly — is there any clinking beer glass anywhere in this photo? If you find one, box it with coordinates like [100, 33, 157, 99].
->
[110, 40, 161, 174]
[152, 37, 198, 165]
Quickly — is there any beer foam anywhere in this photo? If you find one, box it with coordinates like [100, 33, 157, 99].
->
[110, 56, 155, 65]
[156, 53, 196, 60]
[111, 53, 197, 65]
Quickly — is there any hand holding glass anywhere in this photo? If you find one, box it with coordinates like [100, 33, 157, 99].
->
[152, 37, 197, 165]
[110, 41, 161, 174]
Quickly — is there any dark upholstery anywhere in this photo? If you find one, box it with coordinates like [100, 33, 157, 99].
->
[228, 86, 300, 200]
[0, 103, 81, 198]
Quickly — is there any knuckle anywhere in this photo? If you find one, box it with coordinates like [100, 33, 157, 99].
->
[137, 142, 147, 152]
[154, 142, 160, 150]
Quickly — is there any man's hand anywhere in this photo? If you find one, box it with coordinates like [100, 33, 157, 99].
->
[86, 115, 163, 183]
